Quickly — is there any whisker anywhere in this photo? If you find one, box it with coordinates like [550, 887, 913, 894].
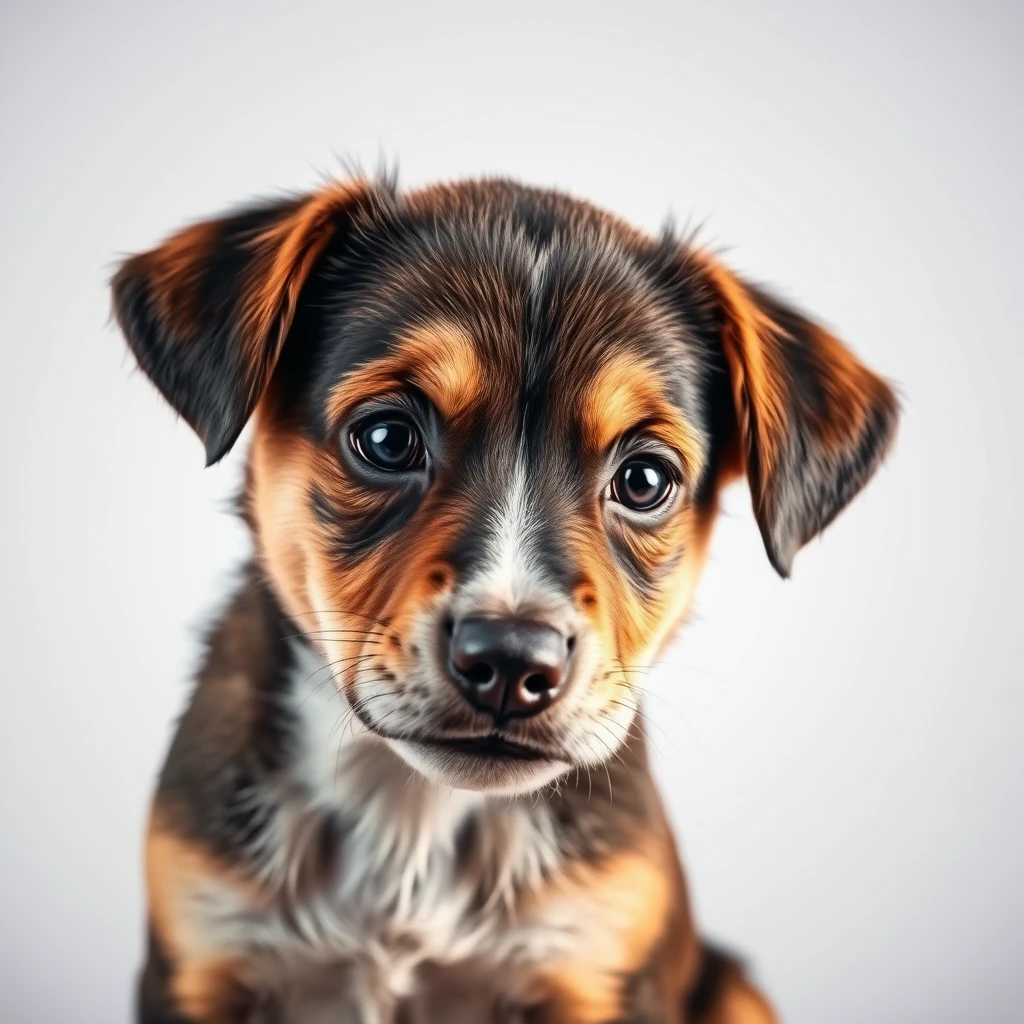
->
[606, 697, 670, 760]
[592, 718, 631, 774]
[351, 689, 405, 714]
[299, 650, 379, 682]
[287, 608, 394, 630]
[332, 683, 405, 786]
[331, 689, 404, 737]
[282, 631, 389, 642]
[360, 704, 414, 742]
[601, 662, 732, 685]
[614, 678, 706, 751]
[330, 708, 356, 742]
[297, 654, 380, 706]
[603, 658, 707, 751]
[583, 729, 621, 804]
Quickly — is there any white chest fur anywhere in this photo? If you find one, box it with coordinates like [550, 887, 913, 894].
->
[183, 644, 577, 1020]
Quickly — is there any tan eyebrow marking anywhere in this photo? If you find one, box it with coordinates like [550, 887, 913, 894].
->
[327, 320, 482, 423]
[581, 351, 706, 479]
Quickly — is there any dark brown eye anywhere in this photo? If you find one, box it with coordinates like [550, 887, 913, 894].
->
[610, 458, 673, 511]
[351, 418, 424, 472]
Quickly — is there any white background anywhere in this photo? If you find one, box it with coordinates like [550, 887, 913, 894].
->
[1, 1, 1021, 1021]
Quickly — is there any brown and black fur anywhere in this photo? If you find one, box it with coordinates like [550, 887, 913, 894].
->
[113, 173, 898, 1023]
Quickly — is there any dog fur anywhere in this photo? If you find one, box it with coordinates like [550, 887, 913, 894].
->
[113, 173, 898, 1022]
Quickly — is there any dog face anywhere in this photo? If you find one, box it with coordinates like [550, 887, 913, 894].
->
[113, 176, 897, 795]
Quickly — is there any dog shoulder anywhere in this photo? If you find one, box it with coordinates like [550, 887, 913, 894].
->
[153, 564, 299, 863]
[140, 566, 302, 1019]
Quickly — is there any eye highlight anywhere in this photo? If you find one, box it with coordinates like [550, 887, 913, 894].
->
[609, 457, 674, 512]
[350, 417, 425, 472]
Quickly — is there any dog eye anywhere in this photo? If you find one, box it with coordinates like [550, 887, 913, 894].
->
[350, 417, 425, 472]
[610, 458, 673, 511]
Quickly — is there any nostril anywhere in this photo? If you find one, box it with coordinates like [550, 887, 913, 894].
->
[463, 662, 495, 686]
[448, 617, 568, 719]
[444, 616, 454, 637]
[523, 672, 553, 695]
[566, 635, 576, 654]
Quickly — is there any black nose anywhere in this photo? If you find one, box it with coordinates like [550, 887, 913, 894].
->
[448, 617, 569, 720]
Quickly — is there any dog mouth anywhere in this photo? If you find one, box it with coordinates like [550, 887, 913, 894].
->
[418, 734, 551, 762]
[391, 731, 570, 794]
[349, 703, 558, 763]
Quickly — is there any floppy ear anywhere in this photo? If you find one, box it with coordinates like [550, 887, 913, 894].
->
[695, 254, 899, 577]
[111, 180, 370, 464]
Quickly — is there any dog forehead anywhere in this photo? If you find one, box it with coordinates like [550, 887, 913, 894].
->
[312, 198, 704, 452]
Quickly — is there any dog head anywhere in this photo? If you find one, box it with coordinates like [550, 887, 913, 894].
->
[113, 176, 897, 795]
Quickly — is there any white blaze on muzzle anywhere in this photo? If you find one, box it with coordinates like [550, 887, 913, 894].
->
[454, 454, 567, 624]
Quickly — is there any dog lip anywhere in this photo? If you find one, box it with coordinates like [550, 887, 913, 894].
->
[419, 735, 551, 762]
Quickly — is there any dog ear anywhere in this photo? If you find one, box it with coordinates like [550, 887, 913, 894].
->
[111, 181, 370, 464]
[695, 254, 899, 577]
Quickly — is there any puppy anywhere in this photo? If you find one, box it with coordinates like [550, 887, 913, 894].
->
[113, 174, 898, 1023]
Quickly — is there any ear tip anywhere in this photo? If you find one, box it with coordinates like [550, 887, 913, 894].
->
[109, 252, 146, 306]
[875, 371, 901, 413]
[109, 256, 155, 356]
[864, 374, 902, 475]
[760, 520, 797, 578]
[769, 549, 795, 579]
[883, 384, 902, 440]
[203, 430, 237, 466]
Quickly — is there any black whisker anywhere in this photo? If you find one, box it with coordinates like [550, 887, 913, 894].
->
[297, 653, 380, 706]
[287, 608, 394, 630]
[331, 689, 405, 738]
[282, 631, 389, 642]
